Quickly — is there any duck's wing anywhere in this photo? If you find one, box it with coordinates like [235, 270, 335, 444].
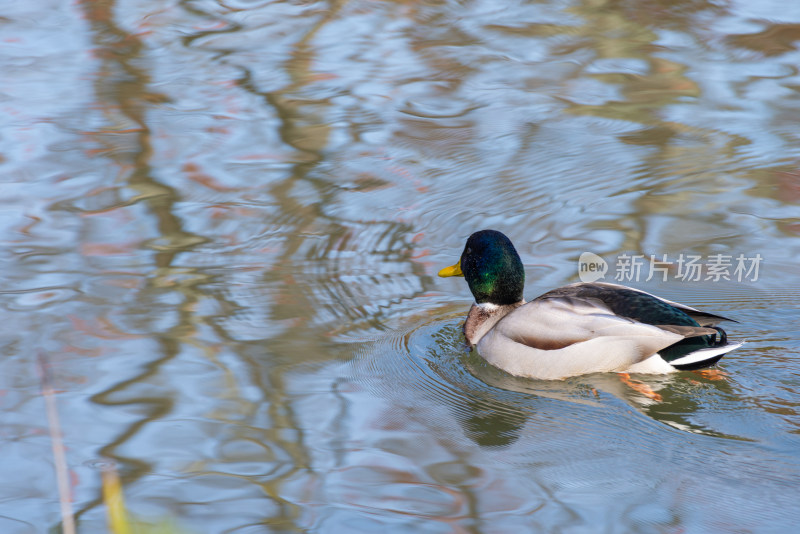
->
[638, 294, 735, 327]
[480, 296, 717, 379]
[596, 282, 736, 326]
[536, 282, 734, 327]
[597, 282, 734, 326]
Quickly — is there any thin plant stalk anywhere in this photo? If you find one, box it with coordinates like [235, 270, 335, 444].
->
[102, 466, 132, 534]
[36, 352, 77, 534]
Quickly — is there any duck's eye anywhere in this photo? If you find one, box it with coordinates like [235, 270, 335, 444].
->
[466, 247, 472, 255]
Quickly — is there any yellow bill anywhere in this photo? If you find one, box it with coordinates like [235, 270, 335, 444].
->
[438, 260, 463, 277]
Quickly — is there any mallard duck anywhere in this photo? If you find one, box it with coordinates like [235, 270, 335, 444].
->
[439, 230, 742, 380]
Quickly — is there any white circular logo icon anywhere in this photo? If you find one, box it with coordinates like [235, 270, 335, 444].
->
[578, 252, 608, 282]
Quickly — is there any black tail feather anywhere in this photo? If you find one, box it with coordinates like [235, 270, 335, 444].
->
[713, 326, 727, 345]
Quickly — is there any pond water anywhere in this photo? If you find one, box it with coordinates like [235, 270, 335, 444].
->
[2, 0, 800, 532]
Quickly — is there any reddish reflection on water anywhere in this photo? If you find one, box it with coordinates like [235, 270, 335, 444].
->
[1, 0, 799, 532]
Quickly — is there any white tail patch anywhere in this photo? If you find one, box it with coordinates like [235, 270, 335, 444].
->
[669, 342, 744, 367]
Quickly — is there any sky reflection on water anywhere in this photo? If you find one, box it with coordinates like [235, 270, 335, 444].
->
[1, 0, 800, 532]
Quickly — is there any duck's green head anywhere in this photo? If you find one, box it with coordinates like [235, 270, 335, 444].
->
[438, 229, 524, 305]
